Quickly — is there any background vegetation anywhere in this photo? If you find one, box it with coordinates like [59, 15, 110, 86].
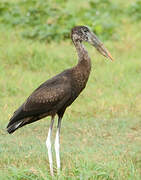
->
[0, 0, 141, 179]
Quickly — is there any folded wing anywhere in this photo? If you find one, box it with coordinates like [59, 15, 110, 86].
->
[7, 73, 71, 133]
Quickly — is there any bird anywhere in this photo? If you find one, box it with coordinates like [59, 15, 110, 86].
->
[7, 26, 113, 176]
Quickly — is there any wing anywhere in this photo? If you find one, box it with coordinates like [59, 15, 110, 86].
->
[24, 81, 70, 113]
[7, 72, 72, 129]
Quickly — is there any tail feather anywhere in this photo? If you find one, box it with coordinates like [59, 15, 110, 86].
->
[7, 108, 49, 134]
[7, 115, 41, 134]
[7, 120, 23, 134]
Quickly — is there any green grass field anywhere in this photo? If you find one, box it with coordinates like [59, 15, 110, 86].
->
[0, 0, 141, 179]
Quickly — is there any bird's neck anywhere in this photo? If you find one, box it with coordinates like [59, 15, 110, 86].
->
[71, 40, 91, 92]
[73, 40, 91, 72]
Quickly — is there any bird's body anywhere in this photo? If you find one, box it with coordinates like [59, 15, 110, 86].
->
[7, 26, 113, 176]
[7, 35, 91, 134]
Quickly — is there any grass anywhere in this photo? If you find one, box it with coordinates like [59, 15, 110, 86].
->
[0, 1, 141, 179]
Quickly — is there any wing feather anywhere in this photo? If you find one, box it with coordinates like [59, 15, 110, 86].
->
[24, 84, 70, 112]
[7, 72, 72, 129]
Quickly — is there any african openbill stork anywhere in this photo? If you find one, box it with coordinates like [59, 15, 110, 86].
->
[7, 26, 113, 176]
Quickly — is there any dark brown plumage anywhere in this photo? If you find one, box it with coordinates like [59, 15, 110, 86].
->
[7, 26, 92, 133]
[7, 54, 91, 133]
[6, 26, 113, 175]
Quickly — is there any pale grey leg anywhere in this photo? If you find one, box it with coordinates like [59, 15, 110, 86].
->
[46, 116, 54, 176]
[54, 117, 62, 174]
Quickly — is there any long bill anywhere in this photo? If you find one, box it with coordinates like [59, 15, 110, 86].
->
[90, 32, 114, 61]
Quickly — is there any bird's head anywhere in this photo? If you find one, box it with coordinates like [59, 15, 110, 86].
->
[71, 26, 113, 61]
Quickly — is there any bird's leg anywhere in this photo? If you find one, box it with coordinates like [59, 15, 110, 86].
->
[46, 116, 54, 176]
[54, 117, 62, 174]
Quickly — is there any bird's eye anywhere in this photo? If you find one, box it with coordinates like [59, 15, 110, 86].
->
[83, 29, 88, 33]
